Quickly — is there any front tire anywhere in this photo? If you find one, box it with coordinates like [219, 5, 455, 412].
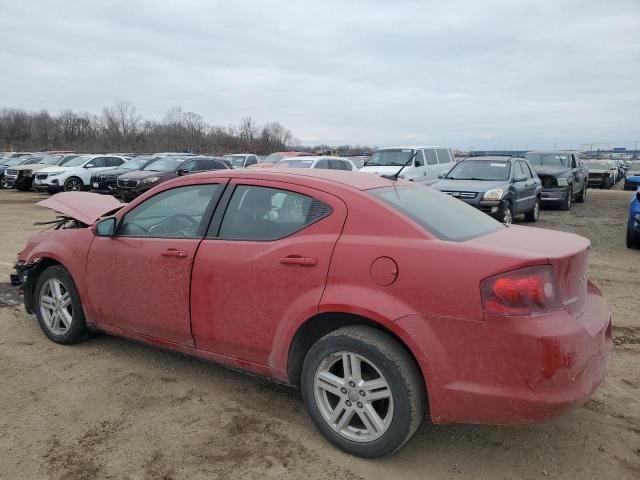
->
[525, 197, 540, 222]
[501, 202, 513, 224]
[575, 184, 587, 203]
[301, 326, 426, 458]
[560, 186, 572, 210]
[63, 177, 84, 192]
[33, 266, 88, 344]
[627, 225, 639, 249]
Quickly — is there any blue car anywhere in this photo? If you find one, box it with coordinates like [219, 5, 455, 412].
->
[627, 188, 640, 249]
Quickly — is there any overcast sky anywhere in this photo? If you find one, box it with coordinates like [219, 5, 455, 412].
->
[2, 0, 639, 149]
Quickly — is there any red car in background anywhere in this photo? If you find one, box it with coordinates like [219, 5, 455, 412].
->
[11, 169, 611, 457]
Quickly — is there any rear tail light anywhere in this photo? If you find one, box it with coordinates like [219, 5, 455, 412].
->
[481, 265, 562, 316]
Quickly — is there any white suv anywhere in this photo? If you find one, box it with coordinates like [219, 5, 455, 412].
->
[34, 154, 129, 193]
[360, 146, 455, 182]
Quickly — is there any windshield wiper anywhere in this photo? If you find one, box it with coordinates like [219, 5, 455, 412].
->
[381, 151, 418, 181]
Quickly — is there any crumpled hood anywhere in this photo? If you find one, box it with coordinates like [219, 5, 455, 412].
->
[37, 192, 122, 224]
[432, 178, 507, 193]
[531, 166, 571, 177]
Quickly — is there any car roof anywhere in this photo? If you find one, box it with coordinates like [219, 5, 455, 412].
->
[190, 168, 398, 191]
[462, 155, 522, 161]
[378, 146, 451, 150]
[282, 156, 352, 162]
[525, 150, 578, 154]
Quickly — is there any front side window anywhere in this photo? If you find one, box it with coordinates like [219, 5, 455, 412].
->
[88, 157, 107, 168]
[118, 184, 219, 237]
[413, 150, 425, 166]
[217, 185, 332, 240]
[369, 186, 504, 242]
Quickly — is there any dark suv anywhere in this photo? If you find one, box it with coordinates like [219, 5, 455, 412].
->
[117, 156, 230, 201]
[432, 155, 542, 224]
[524, 151, 588, 210]
[90, 156, 156, 195]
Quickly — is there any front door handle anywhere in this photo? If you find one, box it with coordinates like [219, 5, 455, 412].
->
[279, 255, 317, 266]
[161, 248, 188, 258]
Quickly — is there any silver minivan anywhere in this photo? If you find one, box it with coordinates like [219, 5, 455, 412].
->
[360, 146, 455, 182]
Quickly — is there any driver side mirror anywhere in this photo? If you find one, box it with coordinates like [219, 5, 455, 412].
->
[84, 164, 94, 168]
[414, 160, 424, 167]
[438, 170, 447, 179]
[93, 217, 116, 237]
[178, 168, 190, 176]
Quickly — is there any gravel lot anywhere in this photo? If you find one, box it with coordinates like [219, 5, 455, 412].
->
[0, 186, 638, 480]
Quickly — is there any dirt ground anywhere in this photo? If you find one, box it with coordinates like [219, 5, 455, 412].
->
[0, 186, 638, 480]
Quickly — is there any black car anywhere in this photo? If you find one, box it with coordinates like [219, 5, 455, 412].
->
[117, 156, 230, 202]
[432, 155, 542, 224]
[524, 151, 588, 210]
[90, 156, 157, 195]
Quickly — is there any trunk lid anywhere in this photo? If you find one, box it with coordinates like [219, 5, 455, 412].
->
[468, 225, 590, 318]
[37, 192, 123, 225]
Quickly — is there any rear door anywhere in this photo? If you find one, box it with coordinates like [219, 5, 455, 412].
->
[511, 161, 531, 213]
[190, 179, 348, 365]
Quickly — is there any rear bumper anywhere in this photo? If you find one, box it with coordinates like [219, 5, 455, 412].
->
[394, 287, 611, 425]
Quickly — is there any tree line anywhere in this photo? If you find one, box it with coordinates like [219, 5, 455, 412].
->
[0, 102, 375, 157]
[0, 101, 299, 155]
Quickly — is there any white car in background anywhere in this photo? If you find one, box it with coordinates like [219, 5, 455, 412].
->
[360, 146, 455, 182]
[276, 156, 358, 171]
[34, 154, 129, 193]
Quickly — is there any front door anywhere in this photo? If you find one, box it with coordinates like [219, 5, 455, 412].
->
[87, 183, 223, 345]
[190, 180, 347, 366]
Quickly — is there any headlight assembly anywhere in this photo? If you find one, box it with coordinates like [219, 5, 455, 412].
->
[556, 178, 568, 187]
[483, 189, 504, 201]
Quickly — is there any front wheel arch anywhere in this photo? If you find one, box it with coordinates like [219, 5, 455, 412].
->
[22, 258, 66, 313]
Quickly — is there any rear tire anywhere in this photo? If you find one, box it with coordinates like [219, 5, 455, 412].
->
[301, 326, 426, 458]
[603, 177, 612, 189]
[33, 265, 88, 344]
[525, 197, 540, 222]
[560, 186, 572, 210]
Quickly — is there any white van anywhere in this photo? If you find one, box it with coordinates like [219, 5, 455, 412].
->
[360, 146, 455, 182]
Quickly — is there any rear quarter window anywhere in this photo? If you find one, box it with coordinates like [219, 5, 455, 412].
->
[368, 186, 504, 241]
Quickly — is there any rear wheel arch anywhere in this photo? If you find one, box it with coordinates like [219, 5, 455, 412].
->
[287, 313, 429, 400]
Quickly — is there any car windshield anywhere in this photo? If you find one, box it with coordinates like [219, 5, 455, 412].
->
[62, 155, 93, 167]
[143, 157, 184, 172]
[366, 149, 414, 167]
[3, 157, 29, 166]
[264, 153, 286, 164]
[445, 160, 511, 180]
[369, 186, 504, 241]
[224, 155, 247, 167]
[37, 155, 61, 165]
[58, 155, 79, 165]
[120, 158, 149, 170]
[278, 159, 314, 168]
[525, 153, 569, 168]
[584, 161, 611, 169]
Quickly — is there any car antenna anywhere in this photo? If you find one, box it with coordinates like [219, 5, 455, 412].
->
[381, 150, 418, 181]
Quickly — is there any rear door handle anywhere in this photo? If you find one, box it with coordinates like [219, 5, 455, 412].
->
[161, 248, 188, 258]
[279, 256, 317, 266]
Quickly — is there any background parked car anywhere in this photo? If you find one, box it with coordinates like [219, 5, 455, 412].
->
[276, 156, 357, 171]
[360, 146, 455, 183]
[623, 162, 640, 191]
[627, 188, 640, 249]
[90, 155, 158, 195]
[585, 159, 619, 189]
[3, 154, 65, 190]
[117, 155, 229, 201]
[223, 154, 260, 168]
[432, 155, 542, 223]
[34, 154, 129, 193]
[253, 151, 312, 168]
[1, 155, 37, 188]
[524, 151, 588, 209]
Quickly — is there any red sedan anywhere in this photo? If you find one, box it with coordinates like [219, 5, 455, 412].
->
[12, 169, 611, 457]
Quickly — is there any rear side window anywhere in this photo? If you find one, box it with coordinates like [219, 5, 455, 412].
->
[424, 149, 438, 166]
[368, 186, 504, 241]
[436, 149, 452, 164]
[217, 186, 332, 240]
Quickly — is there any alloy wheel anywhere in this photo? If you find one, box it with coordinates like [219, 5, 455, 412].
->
[313, 351, 394, 442]
[503, 206, 513, 224]
[533, 200, 539, 220]
[39, 278, 73, 335]
[65, 179, 82, 191]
